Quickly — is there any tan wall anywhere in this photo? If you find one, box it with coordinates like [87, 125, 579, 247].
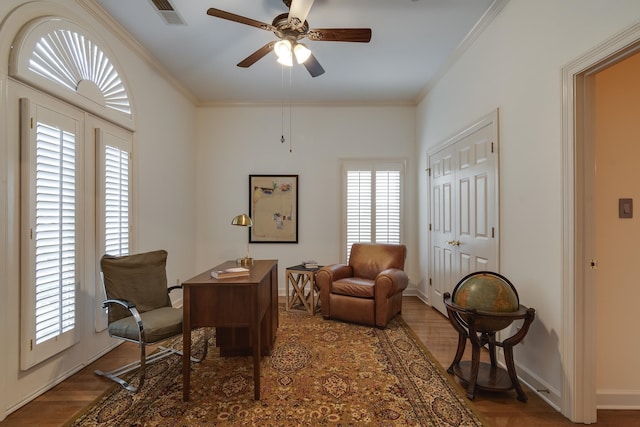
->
[594, 51, 640, 399]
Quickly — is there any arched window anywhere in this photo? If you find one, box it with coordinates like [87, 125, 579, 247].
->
[10, 15, 134, 368]
[10, 17, 133, 129]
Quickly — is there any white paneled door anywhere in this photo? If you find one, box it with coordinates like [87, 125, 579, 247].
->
[429, 111, 499, 315]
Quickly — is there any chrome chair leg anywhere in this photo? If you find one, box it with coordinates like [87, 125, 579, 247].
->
[95, 328, 210, 393]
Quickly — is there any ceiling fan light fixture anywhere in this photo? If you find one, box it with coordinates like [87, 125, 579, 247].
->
[206, 4, 372, 76]
[293, 43, 311, 64]
[274, 39, 291, 58]
[276, 52, 293, 66]
[274, 39, 293, 66]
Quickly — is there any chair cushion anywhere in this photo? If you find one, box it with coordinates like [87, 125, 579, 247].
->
[108, 307, 183, 344]
[101, 250, 171, 323]
[332, 277, 375, 298]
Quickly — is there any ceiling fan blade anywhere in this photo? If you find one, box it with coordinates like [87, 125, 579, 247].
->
[303, 53, 325, 77]
[237, 42, 276, 68]
[207, 8, 275, 32]
[288, 0, 315, 28]
[307, 28, 372, 43]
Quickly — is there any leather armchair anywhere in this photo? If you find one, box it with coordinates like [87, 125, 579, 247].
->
[316, 243, 409, 328]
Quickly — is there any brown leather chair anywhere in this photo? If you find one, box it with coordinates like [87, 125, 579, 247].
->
[316, 243, 409, 328]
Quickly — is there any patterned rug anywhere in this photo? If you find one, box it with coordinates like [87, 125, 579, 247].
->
[67, 310, 489, 426]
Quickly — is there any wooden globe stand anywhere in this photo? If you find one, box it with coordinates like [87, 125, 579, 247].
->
[443, 292, 536, 402]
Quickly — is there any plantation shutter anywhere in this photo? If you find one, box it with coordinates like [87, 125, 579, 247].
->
[20, 99, 80, 369]
[103, 144, 130, 255]
[95, 125, 132, 331]
[343, 161, 404, 262]
[375, 170, 401, 244]
[346, 170, 372, 259]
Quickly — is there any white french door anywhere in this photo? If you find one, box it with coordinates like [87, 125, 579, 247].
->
[429, 111, 500, 315]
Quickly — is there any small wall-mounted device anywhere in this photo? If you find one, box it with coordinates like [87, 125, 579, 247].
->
[619, 198, 633, 219]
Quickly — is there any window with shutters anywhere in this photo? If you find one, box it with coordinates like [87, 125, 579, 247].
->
[20, 99, 81, 369]
[14, 18, 135, 367]
[342, 160, 404, 262]
[10, 17, 134, 129]
[97, 129, 131, 257]
[94, 125, 132, 332]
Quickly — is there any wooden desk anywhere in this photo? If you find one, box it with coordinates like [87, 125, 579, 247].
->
[181, 259, 278, 401]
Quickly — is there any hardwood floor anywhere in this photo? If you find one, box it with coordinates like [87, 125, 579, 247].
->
[1, 296, 638, 426]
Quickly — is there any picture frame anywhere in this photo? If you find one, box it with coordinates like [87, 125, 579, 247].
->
[249, 174, 298, 243]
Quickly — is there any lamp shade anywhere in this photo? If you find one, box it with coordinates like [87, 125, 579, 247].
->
[293, 43, 311, 64]
[231, 213, 253, 227]
[277, 53, 293, 67]
[274, 40, 293, 67]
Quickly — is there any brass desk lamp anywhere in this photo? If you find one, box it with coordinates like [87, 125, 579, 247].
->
[231, 213, 253, 266]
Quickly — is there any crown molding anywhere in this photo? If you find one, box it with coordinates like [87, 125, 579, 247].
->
[197, 99, 417, 108]
[75, 0, 198, 106]
[415, 0, 510, 104]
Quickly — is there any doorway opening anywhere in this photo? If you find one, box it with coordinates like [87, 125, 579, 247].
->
[563, 24, 640, 423]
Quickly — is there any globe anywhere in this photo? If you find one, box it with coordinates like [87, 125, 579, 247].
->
[452, 272, 520, 332]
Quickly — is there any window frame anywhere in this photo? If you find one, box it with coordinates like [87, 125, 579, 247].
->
[341, 159, 406, 263]
[19, 97, 83, 370]
[10, 12, 136, 374]
[94, 123, 133, 332]
[10, 16, 134, 130]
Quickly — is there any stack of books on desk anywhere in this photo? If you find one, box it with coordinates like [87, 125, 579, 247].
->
[302, 260, 319, 269]
[211, 267, 250, 279]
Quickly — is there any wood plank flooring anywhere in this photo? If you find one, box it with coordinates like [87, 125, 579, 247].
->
[1, 296, 638, 426]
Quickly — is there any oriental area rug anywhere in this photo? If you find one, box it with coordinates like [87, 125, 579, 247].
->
[67, 310, 488, 426]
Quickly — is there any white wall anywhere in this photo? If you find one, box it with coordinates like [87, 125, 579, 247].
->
[194, 104, 418, 292]
[0, 0, 417, 418]
[0, 0, 197, 418]
[416, 0, 640, 413]
[4, 0, 639, 420]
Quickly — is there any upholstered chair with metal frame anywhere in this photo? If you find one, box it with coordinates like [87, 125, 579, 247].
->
[95, 249, 208, 392]
[316, 243, 409, 328]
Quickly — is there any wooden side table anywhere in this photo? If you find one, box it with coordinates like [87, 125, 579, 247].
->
[285, 264, 321, 314]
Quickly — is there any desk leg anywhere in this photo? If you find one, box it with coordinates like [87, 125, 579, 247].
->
[182, 291, 191, 402]
[253, 314, 261, 400]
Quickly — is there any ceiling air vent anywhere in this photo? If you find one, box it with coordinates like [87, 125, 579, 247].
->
[149, 0, 185, 25]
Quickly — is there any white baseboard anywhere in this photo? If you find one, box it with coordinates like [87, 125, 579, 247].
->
[495, 356, 562, 411]
[4, 338, 119, 417]
[597, 389, 640, 409]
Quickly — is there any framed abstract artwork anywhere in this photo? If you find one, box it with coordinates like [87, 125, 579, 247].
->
[249, 174, 298, 243]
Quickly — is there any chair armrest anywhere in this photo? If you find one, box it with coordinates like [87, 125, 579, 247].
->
[316, 264, 353, 291]
[167, 285, 182, 293]
[324, 264, 353, 280]
[102, 298, 136, 310]
[102, 299, 144, 341]
[316, 264, 353, 318]
[375, 268, 409, 297]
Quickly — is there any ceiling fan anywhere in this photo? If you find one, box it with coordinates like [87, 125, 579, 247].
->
[206, 0, 372, 77]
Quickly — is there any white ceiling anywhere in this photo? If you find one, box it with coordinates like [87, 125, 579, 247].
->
[94, 0, 495, 104]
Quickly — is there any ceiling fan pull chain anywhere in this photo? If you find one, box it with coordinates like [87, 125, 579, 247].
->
[289, 66, 293, 153]
[281, 64, 286, 144]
